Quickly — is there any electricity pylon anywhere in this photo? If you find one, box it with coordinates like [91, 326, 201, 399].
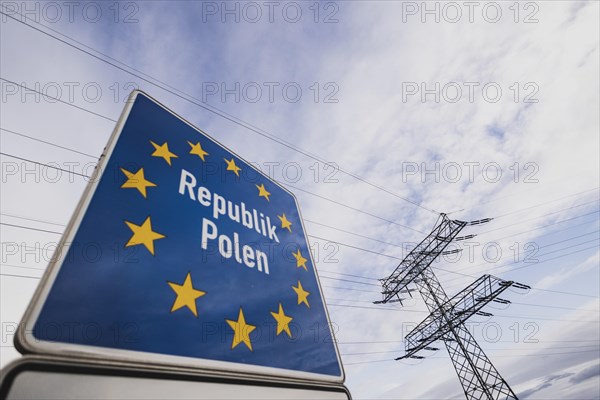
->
[377, 214, 528, 400]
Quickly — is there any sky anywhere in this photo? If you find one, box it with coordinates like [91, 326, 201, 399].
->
[1, 0, 599, 398]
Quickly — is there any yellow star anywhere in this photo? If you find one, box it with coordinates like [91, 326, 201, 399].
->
[270, 303, 293, 337]
[292, 281, 310, 308]
[124, 216, 165, 255]
[150, 140, 178, 166]
[292, 248, 308, 271]
[278, 213, 292, 232]
[226, 308, 256, 351]
[224, 158, 241, 177]
[188, 141, 209, 161]
[167, 272, 206, 317]
[256, 183, 271, 201]
[120, 167, 156, 198]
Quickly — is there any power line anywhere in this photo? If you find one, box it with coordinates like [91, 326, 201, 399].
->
[312, 234, 477, 279]
[326, 294, 596, 313]
[0, 210, 452, 280]
[305, 218, 405, 248]
[310, 202, 599, 280]
[492, 187, 600, 219]
[322, 285, 380, 294]
[0, 127, 98, 159]
[0, 222, 62, 235]
[0, 205, 415, 271]
[495, 314, 598, 323]
[0, 218, 432, 295]
[0, 78, 116, 123]
[464, 178, 597, 211]
[0, 243, 57, 257]
[314, 210, 599, 284]
[327, 303, 426, 313]
[2, 190, 593, 280]
[433, 211, 598, 281]
[486, 213, 599, 244]
[8, 218, 583, 299]
[441, 240, 599, 287]
[477, 199, 599, 235]
[319, 205, 600, 272]
[308, 235, 402, 260]
[531, 287, 599, 298]
[320, 275, 381, 287]
[1, 247, 596, 314]
[0, 10, 439, 215]
[1, 145, 426, 235]
[436, 229, 600, 280]
[0, 152, 90, 178]
[510, 301, 598, 312]
[344, 349, 600, 365]
[337, 339, 600, 345]
[505, 244, 599, 275]
[436, 233, 600, 288]
[1, 263, 46, 271]
[2, 155, 596, 301]
[3, 118, 597, 247]
[0, 228, 395, 285]
[0, 272, 41, 280]
[328, 302, 599, 323]
[318, 270, 380, 281]
[439, 244, 599, 296]
[325, 297, 412, 306]
[15, 251, 580, 308]
[293, 186, 426, 234]
[341, 344, 600, 356]
[310, 194, 599, 258]
[312, 217, 597, 292]
[344, 359, 394, 366]
[0, 244, 594, 311]
[1, 212, 68, 227]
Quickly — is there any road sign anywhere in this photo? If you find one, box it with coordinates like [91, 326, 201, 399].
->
[0, 356, 351, 399]
[16, 91, 344, 382]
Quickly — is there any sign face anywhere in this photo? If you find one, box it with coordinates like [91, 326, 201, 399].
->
[17, 91, 343, 382]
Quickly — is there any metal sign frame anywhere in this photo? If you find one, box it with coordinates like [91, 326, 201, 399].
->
[15, 90, 344, 383]
[0, 356, 351, 399]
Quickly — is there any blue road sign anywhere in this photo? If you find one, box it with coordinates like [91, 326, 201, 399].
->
[17, 91, 343, 382]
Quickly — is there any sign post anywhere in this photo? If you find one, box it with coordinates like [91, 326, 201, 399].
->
[15, 91, 345, 384]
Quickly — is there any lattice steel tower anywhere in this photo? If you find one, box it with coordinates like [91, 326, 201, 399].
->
[376, 214, 529, 400]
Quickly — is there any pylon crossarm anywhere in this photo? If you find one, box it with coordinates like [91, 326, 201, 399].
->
[404, 275, 514, 358]
[379, 215, 467, 303]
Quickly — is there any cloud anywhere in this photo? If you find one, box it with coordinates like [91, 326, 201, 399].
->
[520, 372, 574, 399]
[535, 250, 600, 290]
[516, 360, 600, 400]
[569, 363, 600, 385]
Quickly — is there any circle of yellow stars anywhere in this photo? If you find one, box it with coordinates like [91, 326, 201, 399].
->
[118, 137, 317, 352]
